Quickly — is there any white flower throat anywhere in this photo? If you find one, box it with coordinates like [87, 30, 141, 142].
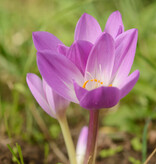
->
[83, 64, 112, 89]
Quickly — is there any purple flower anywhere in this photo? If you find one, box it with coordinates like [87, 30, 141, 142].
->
[33, 12, 140, 110]
[26, 73, 69, 118]
[76, 126, 88, 164]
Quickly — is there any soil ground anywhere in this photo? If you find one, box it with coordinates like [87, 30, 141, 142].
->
[0, 131, 156, 164]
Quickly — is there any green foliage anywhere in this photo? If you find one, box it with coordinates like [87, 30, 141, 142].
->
[131, 137, 142, 152]
[44, 143, 50, 163]
[50, 124, 61, 139]
[142, 119, 151, 162]
[99, 146, 123, 158]
[7, 143, 24, 164]
[129, 157, 141, 164]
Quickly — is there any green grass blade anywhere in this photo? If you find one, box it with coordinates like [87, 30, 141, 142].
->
[142, 118, 150, 162]
[16, 143, 24, 164]
[7, 144, 20, 164]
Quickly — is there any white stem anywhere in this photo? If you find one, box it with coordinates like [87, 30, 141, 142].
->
[58, 116, 77, 164]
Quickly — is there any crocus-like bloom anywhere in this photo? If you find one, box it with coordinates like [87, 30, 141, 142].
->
[76, 126, 88, 164]
[33, 12, 140, 110]
[26, 73, 69, 118]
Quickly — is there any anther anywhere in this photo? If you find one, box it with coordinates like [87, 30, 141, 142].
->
[82, 80, 89, 88]
[82, 79, 113, 88]
[83, 79, 102, 88]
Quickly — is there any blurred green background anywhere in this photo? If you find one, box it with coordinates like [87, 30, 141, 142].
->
[0, 0, 156, 163]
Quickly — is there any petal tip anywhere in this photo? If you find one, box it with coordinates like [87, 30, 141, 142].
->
[81, 13, 90, 18]
[97, 32, 114, 43]
[32, 31, 39, 40]
[103, 32, 113, 38]
[110, 10, 122, 19]
[128, 28, 138, 36]
[26, 73, 34, 81]
[134, 29, 138, 36]
[26, 73, 30, 79]
[131, 28, 138, 34]
[114, 10, 121, 15]
[136, 70, 140, 78]
[26, 73, 39, 85]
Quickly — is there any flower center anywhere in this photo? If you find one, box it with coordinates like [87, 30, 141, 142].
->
[82, 79, 112, 88]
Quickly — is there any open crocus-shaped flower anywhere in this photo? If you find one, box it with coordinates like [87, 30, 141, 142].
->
[33, 11, 139, 110]
[26, 73, 69, 118]
[37, 30, 139, 110]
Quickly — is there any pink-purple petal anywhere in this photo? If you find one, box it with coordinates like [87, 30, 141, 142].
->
[66, 40, 93, 75]
[112, 29, 138, 86]
[26, 73, 53, 117]
[57, 44, 69, 56]
[74, 13, 102, 43]
[43, 80, 69, 117]
[85, 33, 115, 85]
[74, 82, 120, 110]
[37, 50, 84, 103]
[119, 70, 140, 99]
[52, 90, 70, 116]
[32, 31, 62, 52]
[104, 11, 124, 38]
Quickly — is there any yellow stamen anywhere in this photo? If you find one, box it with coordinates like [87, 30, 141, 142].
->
[83, 79, 112, 88]
[82, 80, 89, 88]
